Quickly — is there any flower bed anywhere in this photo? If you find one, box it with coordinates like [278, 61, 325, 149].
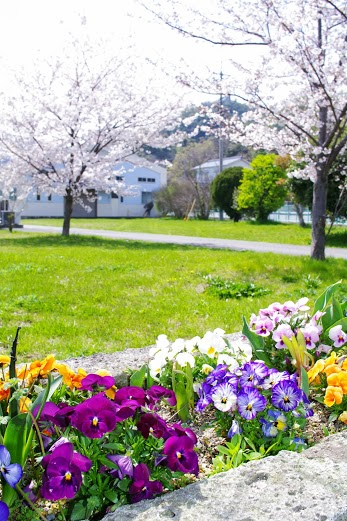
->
[0, 281, 346, 520]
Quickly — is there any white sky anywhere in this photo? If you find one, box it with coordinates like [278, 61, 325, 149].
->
[0, 0, 260, 104]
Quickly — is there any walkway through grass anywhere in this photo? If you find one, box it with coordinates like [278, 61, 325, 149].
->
[1, 232, 346, 361]
[22, 217, 347, 248]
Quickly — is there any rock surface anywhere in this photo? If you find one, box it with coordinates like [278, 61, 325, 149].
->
[102, 431, 347, 521]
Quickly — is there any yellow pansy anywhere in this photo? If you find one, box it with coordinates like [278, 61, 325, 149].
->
[323, 351, 338, 368]
[324, 364, 342, 377]
[327, 371, 347, 394]
[338, 411, 347, 424]
[307, 359, 325, 383]
[324, 385, 344, 407]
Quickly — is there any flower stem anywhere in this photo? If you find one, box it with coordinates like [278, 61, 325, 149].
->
[15, 484, 48, 521]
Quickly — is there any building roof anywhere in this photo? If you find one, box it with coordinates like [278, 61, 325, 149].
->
[194, 156, 248, 170]
[120, 154, 167, 175]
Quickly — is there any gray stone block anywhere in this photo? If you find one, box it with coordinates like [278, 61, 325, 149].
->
[102, 431, 347, 521]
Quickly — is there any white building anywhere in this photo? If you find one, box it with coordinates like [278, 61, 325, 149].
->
[195, 156, 250, 183]
[21, 156, 167, 218]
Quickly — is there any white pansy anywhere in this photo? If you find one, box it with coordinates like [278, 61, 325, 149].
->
[175, 351, 195, 368]
[148, 354, 167, 380]
[185, 336, 201, 353]
[171, 338, 186, 356]
[156, 334, 171, 349]
[198, 331, 226, 358]
[201, 364, 214, 375]
[213, 328, 225, 336]
[216, 354, 239, 372]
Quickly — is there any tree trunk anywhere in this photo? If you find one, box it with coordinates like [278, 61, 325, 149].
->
[63, 191, 73, 236]
[311, 166, 327, 260]
[294, 203, 306, 228]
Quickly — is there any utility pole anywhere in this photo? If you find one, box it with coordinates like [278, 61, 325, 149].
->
[218, 70, 224, 221]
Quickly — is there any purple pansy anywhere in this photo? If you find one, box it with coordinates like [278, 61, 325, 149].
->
[0, 501, 9, 521]
[166, 423, 197, 444]
[239, 361, 269, 387]
[41, 442, 92, 500]
[227, 419, 242, 439]
[261, 369, 291, 390]
[260, 410, 287, 437]
[128, 463, 163, 503]
[237, 387, 266, 420]
[271, 380, 302, 411]
[106, 455, 133, 480]
[195, 381, 213, 412]
[115, 386, 146, 407]
[70, 394, 118, 438]
[0, 445, 23, 488]
[137, 413, 169, 439]
[163, 435, 199, 475]
[80, 373, 115, 392]
[145, 386, 177, 408]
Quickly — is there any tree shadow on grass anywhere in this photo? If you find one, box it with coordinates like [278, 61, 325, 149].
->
[0, 233, 202, 252]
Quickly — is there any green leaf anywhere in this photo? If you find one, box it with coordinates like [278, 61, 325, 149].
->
[300, 367, 310, 398]
[104, 489, 120, 504]
[244, 451, 262, 461]
[328, 412, 339, 423]
[130, 365, 147, 388]
[70, 500, 89, 521]
[117, 477, 131, 492]
[103, 442, 125, 452]
[325, 317, 347, 335]
[322, 297, 344, 331]
[242, 316, 271, 366]
[216, 445, 233, 456]
[314, 280, 341, 314]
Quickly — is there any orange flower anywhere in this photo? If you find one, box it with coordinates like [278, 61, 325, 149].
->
[339, 411, 347, 424]
[324, 364, 342, 377]
[307, 359, 325, 383]
[324, 385, 344, 406]
[327, 371, 347, 393]
[0, 384, 10, 402]
[29, 355, 56, 379]
[62, 368, 87, 390]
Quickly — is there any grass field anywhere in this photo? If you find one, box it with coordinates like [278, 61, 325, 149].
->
[22, 217, 347, 248]
[1, 231, 346, 362]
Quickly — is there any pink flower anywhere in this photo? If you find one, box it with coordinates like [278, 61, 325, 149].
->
[329, 325, 347, 348]
[301, 325, 320, 350]
[254, 318, 274, 337]
[272, 324, 294, 349]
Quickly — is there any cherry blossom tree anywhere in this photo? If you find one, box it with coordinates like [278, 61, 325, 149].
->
[0, 35, 183, 236]
[140, 0, 347, 260]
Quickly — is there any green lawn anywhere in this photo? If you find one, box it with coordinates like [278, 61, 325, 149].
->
[0, 231, 346, 362]
[21, 217, 347, 247]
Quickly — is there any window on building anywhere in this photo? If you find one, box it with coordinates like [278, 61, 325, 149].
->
[36, 192, 41, 201]
[48, 194, 52, 201]
[138, 177, 146, 182]
[111, 192, 119, 199]
[120, 196, 124, 203]
[147, 178, 155, 183]
[141, 192, 153, 205]
[115, 176, 123, 181]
